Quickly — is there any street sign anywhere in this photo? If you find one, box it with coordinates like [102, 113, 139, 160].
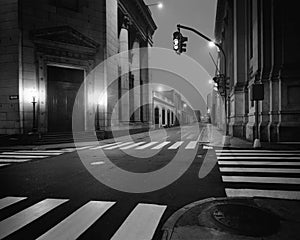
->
[9, 95, 19, 100]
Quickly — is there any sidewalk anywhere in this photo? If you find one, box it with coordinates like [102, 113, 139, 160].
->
[161, 124, 300, 240]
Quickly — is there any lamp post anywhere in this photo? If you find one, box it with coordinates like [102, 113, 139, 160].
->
[146, 2, 163, 9]
[32, 95, 37, 133]
[176, 24, 230, 146]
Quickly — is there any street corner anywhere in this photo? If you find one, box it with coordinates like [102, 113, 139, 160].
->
[161, 196, 300, 240]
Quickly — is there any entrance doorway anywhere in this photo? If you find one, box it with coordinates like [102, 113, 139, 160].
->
[47, 66, 84, 132]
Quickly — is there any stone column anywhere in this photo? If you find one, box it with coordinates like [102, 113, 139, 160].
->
[119, 16, 130, 123]
[231, 0, 247, 138]
[131, 35, 141, 122]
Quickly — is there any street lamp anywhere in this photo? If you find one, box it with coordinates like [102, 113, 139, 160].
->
[147, 2, 164, 9]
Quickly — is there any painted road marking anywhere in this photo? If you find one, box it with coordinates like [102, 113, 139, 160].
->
[90, 142, 121, 150]
[222, 176, 300, 184]
[0, 159, 32, 163]
[216, 153, 300, 156]
[0, 197, 27, 210]
[215, 149, 300, 153]
[111, 203, 167, 240]
[225, 188, 300, 200]
[0, 163, 10, 167]
[168, 141, 184, 149]
[120, 142, 146, 150]
[151, 142, 170, 150]
[104, 142, 134, 150]
[135, 142, 158, 150]
[218, 161, 300, 166]
[217, 156, 300, 160]
[220, 167, 300, 173]
[2, 152, 62, 156]
[37, 201, 115, 240]
[0, 155, 48, 159]
[0, 198, 68, 239]
[185, 141, 198, 149]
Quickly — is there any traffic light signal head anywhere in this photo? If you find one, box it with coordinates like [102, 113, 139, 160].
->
[173, 31, 188, 54]
[173, 31, 181, 54]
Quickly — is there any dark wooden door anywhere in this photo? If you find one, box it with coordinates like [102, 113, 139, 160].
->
[47, 66, 84, 132]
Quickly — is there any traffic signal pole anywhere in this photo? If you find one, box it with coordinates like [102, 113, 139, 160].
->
[176, 24, 230, 145]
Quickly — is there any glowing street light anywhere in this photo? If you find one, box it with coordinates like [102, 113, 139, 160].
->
[147, 2, 164, 9]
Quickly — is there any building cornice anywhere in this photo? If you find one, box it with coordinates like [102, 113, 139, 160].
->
[214, 0, 226, 43]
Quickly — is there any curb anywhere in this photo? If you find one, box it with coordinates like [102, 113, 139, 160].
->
[161, 197, 254, 240]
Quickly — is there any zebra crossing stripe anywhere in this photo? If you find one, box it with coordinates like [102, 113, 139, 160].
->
[135, 142, 158, 150]
[215, 149, 300, 153]
[217, 156, 300, 160]
[120, 142, 146, 150]
[75, 146, 91, 151]
[17, 150, 64, 153]
[0, 198, 68, 239]
[111, 203, 167, 240]
[220, 167, 300, 173]
[0, 159, 31, 163]
[0, 163, 10, 167]
[2, 152, 62, 156]
[61, 148, 76, 152]
[222, 176, 300, 184]
[0, 155, 48, 159]
[104, 142, 134, 150]
[185, 141, 198, 149]
[168, 141, 184, 149]
[37, 201, 115, 240]
[218, 161, 300, 166]
[216, 153, 300, 156]
[0, 197, 27, 210]
[151, 142, 170, 150]
[90, 142, 121, 150]
[225, 188, 300, 200]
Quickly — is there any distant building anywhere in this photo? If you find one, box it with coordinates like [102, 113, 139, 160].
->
[214, 0, 300, 142]
[0, 0, 156, 135]
[152, 89, 195, 128]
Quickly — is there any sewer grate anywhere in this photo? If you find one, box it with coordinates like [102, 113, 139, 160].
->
[211, 203, 280, 237]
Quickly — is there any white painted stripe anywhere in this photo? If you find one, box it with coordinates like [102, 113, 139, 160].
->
[181, 132, 190, 138]
[120, 142, 146, 150]
[225, 188, 300, 200]
[37, 201, 115, 240]
[222, 176, 300, 184]
[151, 142, 170, 150]
[216, 153, 300, 156]
[17, 150, 64, 153]
[0, 159, 31, 163]
[0, 197, 27, 210]
[104, 142, 134, 150]
[203, 146, 213, 149]
[217, 156, 300, 160]
[0, 155, 48, 159]
[2, 152, 62, 156]
[90, 161, 105, 165]
[111, 203, 167, 240]
[61, 148, 76, 152]
[218, 161, 300, 166]
[168, 141, 184, 149]
[215, 149, 300, 153]
[185, 141, 198, 149]
[186, 134, 195, 139]
[135, 142, 158, 150]
[75, 146, 91, 151]
[0, 198, 68, 239]
[220, 167, 300, 173]
[90, 142, 121, 150]
[0, 163, 10, 167]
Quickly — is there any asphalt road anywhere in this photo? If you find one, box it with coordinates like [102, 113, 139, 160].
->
[0, 124, 225, 240]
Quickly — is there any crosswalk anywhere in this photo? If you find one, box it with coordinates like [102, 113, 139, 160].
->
[0, 196, 166, 239]
[0, 141, 200, 169]
[90, 141, 199, 151]
[216, 149, 300, 200]
[0, 148, 80, 168]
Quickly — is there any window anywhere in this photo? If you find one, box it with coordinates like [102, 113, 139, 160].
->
[248, 0, 253, 59]
[162, 109, 165, 125]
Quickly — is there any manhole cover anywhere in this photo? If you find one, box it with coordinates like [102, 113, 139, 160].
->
[211, 203, 280, 237]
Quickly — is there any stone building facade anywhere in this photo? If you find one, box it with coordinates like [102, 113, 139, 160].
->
[0, 0, 156, 135]
[214, 0, 300, 142]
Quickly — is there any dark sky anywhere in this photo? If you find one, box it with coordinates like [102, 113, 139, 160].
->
[146, 0, 218, 108]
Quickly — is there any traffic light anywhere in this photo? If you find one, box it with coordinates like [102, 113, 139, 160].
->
[173, 31, 181, 54]
[173, 31, 188, 54]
